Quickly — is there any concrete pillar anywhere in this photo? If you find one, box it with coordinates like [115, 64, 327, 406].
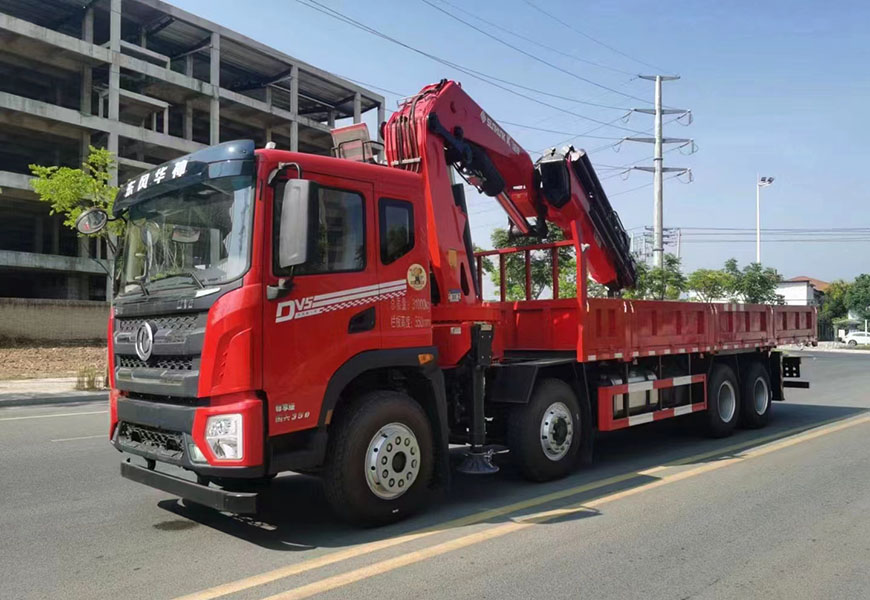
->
[51, 216, 60, 255]
[264, 86, 273, 143]
[289, 65, 299, 151]
[106, 0, 121, 301]
[328, 110, 335, 129]
[108, 0, 121, 185]
[353, 92, 361, 124]
[33, 215, 44, 253]
[80, 132, 91, 164]
[184, 55, 194, 140]
[209, 32, 220, 145]
[162, 107, 169, 134]
[80, 6, 93, 115]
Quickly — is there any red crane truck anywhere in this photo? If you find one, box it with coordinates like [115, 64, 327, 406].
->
[77, 79, 814, 525]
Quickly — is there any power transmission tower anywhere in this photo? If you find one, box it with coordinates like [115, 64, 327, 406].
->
[642, 226, 681, 262]
[625, 75, 693, 268]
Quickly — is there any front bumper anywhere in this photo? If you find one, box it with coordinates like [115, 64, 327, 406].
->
[112, 395, 266, 478]
[121, 460, 258, 513]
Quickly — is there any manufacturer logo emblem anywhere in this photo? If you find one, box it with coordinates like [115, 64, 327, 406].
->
[135, 322, 154, 361]
[407, 264, 427, 291]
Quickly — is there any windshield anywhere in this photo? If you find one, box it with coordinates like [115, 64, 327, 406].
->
[118, 174, 254, 295]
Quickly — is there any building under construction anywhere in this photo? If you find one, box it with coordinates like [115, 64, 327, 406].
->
[0, 0, 384, 301]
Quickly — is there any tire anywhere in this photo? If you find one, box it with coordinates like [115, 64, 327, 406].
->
[704, 363, 741, 438]
[322, 390, 434, 526]
[848, 339, 857, 347]
[507, 378, 583, 482]
[740, 361, 772, 429]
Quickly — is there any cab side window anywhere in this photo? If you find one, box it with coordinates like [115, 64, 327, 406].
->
[379, 199, 414, 265]
[275, 185, 365, 276]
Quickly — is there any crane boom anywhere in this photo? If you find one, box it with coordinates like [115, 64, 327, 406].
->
[384, 79, 636, 302]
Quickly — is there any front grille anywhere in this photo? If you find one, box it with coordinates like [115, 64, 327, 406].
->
[116, 313, 200, 333]
[116, 354, 194, 371]
[117, 421, 184, 460]
[126, 391, 206, 406]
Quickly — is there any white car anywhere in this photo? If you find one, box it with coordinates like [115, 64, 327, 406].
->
[843, 331, 870, 346]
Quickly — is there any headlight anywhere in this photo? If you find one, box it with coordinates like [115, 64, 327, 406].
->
[205, 413, 243, 460]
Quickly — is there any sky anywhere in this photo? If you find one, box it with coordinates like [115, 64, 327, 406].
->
[170, 0, 870, 282]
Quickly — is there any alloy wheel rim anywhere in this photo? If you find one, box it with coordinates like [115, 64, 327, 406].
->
[365, 422, 420, 500]
[540, 401, 575, 462]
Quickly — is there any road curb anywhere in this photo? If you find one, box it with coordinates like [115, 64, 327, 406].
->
[788, 348, 870, 356]
[0, 392, 108, 408]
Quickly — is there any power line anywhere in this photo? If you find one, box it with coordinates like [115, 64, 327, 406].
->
[420, 0, 656, 105]
[294, 0, 649, 135]
[683, 237, 870, 244]
[428, 0, 637, 77]
[680, 227, 870, 232]
[522, 0, 670, 74]
[597, 141, 691, 180]
[498, 120, 628, 140]
[609, 172, 685, 197]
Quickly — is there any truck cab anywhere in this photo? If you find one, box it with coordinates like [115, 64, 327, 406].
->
[105, 139, 449, 522]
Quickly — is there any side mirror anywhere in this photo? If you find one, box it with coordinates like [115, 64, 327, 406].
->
[75, 207, 109, 235]
[276, 179, 318, 269]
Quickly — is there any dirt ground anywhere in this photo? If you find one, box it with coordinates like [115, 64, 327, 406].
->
[0, 343, 107, 380]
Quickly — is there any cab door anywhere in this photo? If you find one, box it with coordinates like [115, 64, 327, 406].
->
[375, 194, 432, 350]
[262, 173, 379, 437]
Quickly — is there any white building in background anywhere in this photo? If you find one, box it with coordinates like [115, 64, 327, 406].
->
[776, 276, 828, 306]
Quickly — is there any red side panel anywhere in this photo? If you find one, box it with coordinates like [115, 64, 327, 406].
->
[501, 296, 816, 360]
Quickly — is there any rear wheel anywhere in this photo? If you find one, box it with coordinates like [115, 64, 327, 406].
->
[508, 378, 582, 482]
[740, 361, 772, 429]
[322, 390, 434, 526]
[848, 339, 857, 346]
[704, 363, 740, 438]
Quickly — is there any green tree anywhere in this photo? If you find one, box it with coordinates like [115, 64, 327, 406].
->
[686, 268, 734, 302]
[846, 274, 870, 320]
[488, 227, 576, 300]
[586, 279, 608, 298]
[625, 254, 686, 300]
[735, 262, 782, 304]
[820, 279, 850, 321]
[29, 146, 122, 241]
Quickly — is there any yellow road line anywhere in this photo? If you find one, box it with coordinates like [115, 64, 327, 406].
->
[261, 413, 870, 600]
[173, 413, 865, 600]
[0, 410, 106, 422]
[174, 468, 656, 600]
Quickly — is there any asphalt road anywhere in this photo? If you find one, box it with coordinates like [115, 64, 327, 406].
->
[2, 350, 869, 600]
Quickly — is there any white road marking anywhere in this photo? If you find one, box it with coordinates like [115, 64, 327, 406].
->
[0, 410, 107, 422]
[51, 434, 106, 442]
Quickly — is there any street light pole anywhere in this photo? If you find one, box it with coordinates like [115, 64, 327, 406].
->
[756, 175, 774, 263]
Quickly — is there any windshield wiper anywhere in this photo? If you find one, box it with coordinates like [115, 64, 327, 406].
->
[150, 271, 205, 289]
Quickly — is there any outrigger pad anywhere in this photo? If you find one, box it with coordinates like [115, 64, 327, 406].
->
[456, 449, 499, 475]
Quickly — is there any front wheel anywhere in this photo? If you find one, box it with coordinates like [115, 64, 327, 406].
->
[508, 378, 583, 482]
[848, 339, 858, 347]
[322, 390, 434, 526]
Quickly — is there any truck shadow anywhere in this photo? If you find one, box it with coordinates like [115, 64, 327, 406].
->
[158, 401, 865, 552]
